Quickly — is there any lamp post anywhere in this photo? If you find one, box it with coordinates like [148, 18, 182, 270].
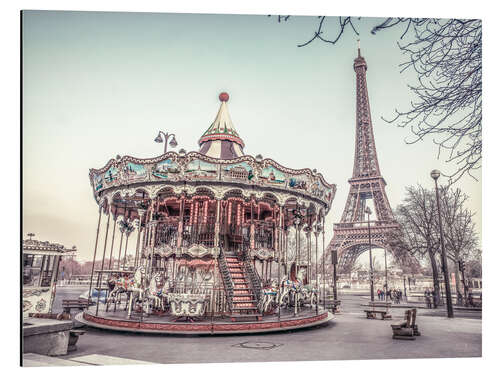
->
[431, 169, 454, 318]
[365, 206, 374, 302]
[154, 131, 178, 154]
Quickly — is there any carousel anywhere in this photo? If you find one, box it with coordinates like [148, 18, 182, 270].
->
[77, 92, 337, 334]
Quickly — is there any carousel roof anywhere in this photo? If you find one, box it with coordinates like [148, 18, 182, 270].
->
[23, 237, 77, 255]
[198, 92, 245, 159]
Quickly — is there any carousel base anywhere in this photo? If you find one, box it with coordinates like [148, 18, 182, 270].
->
[75, 304, 333, 335]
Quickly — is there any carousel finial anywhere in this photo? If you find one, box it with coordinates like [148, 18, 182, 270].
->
[219, 92, 229, 102]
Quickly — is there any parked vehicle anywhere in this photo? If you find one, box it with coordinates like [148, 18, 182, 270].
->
[78, 289, 108, 304]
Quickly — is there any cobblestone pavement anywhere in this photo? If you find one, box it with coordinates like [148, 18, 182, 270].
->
[57, 288, 481, 364]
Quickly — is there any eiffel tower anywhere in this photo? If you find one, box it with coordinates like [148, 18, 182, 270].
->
[326, 46, 400, 273]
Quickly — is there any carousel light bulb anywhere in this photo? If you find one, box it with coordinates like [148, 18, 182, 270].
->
[179, 148, 186, 156]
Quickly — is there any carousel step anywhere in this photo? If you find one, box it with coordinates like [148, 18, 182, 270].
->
[232, 306, 258, 310]
[230, 314, 262, 322]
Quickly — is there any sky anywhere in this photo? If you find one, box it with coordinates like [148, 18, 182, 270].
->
[22, 10, 482, 261]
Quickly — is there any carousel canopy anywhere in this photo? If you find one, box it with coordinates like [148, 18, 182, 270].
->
[198, 92, 245, 159]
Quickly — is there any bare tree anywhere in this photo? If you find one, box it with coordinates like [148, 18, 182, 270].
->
[439, 186, 479, 296]
[391, 185, 442, 307]
[272, 16, 482, 182]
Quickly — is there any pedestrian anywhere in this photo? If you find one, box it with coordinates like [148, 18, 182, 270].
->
[377, 289, 381, 300]
[424, 289, 432, 309]
[381, 290, 385, 300]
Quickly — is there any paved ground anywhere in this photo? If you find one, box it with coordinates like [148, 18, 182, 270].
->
[51, 287, 481, 364]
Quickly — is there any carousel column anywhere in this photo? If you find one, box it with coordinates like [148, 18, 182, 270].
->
[107, 211, 118, 269]
[177, 194, 185, 248]
[250, 198, 255, 249]
[214, 199, 221, 247]
[96, 208, 112, 316]
[117, 216, 125, 270]
[149, 221, 158, 279]
[314, 223, 320, 315]
[306, 229, 312, 285]
[277, 205, 283, 321]
[122, 221, 133, 270]
[88, 205, 103, 307]
[134, 209, 146, 268]
[284, 228, 289, 277]
[322, 216, 326, 311]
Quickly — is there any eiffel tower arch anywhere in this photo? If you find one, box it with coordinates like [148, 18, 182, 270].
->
[325, 47, 403, 274]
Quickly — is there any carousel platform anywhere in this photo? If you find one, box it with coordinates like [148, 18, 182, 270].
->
[75, 304, 333, 335]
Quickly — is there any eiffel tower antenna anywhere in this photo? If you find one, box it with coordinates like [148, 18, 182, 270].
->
[326, 49, 400, 274]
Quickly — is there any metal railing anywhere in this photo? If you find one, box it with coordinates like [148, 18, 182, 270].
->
[218, 248, 234, 312]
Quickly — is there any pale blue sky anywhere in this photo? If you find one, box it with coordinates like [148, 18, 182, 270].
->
[22, 11, 481, 260]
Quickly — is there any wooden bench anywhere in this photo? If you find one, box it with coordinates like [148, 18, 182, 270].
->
[391, 308, 420, 340]
[62, 299, 89, 314]
[364, 301, 392, 320]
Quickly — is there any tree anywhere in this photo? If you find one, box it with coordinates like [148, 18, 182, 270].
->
[439, 186, 479, 296]
[390, 184, 480, 306]
[390, 185, 443, 307]
[272, 16, 482, 182]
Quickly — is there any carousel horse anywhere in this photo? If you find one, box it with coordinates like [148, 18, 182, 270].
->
[106, 271, 139, 311]
[258, 279, 279, 314]
[144, 272, 165, 313]
[299, 284, 318, 308]
[126, 266, 147, 318]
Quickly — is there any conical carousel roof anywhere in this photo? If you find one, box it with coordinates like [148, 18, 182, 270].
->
[198, 92, 245, 159]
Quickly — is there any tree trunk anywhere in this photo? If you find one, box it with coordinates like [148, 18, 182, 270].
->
[454, 259, 462, 305]
[428, 251, 441, 308]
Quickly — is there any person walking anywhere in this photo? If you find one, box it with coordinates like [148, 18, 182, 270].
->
[424, 289, 432, 309]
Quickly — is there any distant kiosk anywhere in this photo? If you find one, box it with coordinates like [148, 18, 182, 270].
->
[22, 234, 76, 317]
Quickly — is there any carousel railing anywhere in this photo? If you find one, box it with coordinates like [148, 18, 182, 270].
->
[181, 223, 216, 248]
[218, 247, 234, 312]
[243, 252, 262, 302]
[154, 222, 179, 248]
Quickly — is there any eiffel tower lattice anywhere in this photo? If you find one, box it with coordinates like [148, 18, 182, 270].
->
[326, 47, 400, 274]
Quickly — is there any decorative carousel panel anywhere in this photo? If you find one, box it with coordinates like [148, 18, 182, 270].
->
[309, 179, 334, 202]
[23, 287, 53, 318]
[250, 248, 275, 261]
[168, 293, 209, 317]
[221, 161, 255, 183]
[287, 172, 311, 192]
[152, 244, 176, 258]
[152, 158, 181, 180]
[184, 159, 219, 181]
[103, 165, 120, 187]
[123, 162, 148, 183]
[259, 165, 286, 187]
[93, 173, 104, 192]
[182, 244, 219, 258]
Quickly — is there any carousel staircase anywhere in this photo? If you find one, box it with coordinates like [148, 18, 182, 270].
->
[224, 252, 262, 322]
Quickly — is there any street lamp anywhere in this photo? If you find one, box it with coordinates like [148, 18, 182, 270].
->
[365, 206, 375, 302]
[154, 131, 178, 154]
[431, 169, 454, 318]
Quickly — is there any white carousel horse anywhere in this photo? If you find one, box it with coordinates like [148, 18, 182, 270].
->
[126, 266, 147, 318]
[144, 272, 165, 313]
[299, 284, 319, 308]
[258, 279, 279, 313]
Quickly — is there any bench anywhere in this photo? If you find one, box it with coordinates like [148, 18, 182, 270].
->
[62, 299, 89, 314]
[364, 301, 392, 320]
[391, 308, 420, 340]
